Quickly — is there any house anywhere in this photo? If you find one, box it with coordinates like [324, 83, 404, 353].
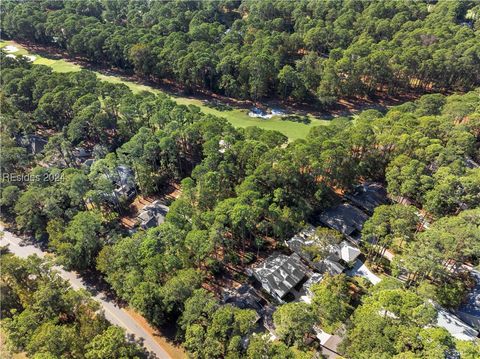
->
[113, 185, 136, 201]
[17, 135, 48, 155]
[340, 241, 361, 262]
[72, 147, 92, 165]
[318, 204, 369, 241]
[248, 107, 274, 119]
[137, 201, 169, 229]
[222, 284, 265, 350]
[249, 107, 266, 116]
[222, 284, 265, 327]
[314, 327, 342, 359]
[315, 259, 345, 276]
[222, 284, 264, 313]
[300, 273, 323, 304]
[83, 158, 95, 168]
[252, 253, 307, 303]
[345, 182, 389, 214]
[434, 303, 479, 341]
[286, 226, 361, 276]
[270, 108, 286, 116]
[72, 147, 91, 159]
[115, 165, 135, 185]
[455, 269, 480, 330]
[112, 165, 136, 200]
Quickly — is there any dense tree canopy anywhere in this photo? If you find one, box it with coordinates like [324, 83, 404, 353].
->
[1, 49, 479, 358]
[310, 274, 352, 333]
[341, 287, 443, 358]
[2, 0, 479, 104]
[400, 208, 480, 285]
[0, 253, 143, 358]
[273, 302, 316, 348]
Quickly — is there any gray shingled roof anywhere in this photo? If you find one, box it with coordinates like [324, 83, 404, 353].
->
[285, 226, 361, 275]
[17, 134, 48, 155]
[137, 201, 169, 229]
[314, 258, 344, 276]
[456, 269, 480, 330]
[286, 226, 317, 263]
[345, 182, 389, 213]
[318, 204, 369, 237]
[115, 165, 135, 186]
[222, 284, 263, 312]
[253, 253, 307, 300]
[72, 147, 92, 158]
[304, 273, 323, 296]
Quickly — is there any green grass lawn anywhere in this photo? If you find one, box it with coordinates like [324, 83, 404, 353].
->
[96, 73, 153, 92]
[172, 96, 329, 140]
[1, 40, 330, 139]
[1, 40, 82, 72]
[34, 57, 81, 73]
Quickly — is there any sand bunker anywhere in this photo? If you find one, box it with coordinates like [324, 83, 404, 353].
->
[4, 45, 19, 53]
[24, 55, 37, 62]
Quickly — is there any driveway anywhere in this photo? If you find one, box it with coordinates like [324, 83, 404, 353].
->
[346, 259, 382, 285]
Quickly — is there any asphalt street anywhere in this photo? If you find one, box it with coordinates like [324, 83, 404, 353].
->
[0, 225, 171, 359]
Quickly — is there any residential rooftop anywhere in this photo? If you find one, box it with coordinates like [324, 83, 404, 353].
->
[17, 134, 48, 155]
[286, 226, 361, 275]
[318, 203, 369, 239]
[455, 269, 480, 330]
[222, 284, 264, 313]
[137, 200, 169, 229]
[252, 253, 307, 302]
[345, 182, 389, 214]
[435, 303, 479, 341]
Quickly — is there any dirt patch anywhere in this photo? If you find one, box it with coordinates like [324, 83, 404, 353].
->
[124, 308, 186, 359]
[0, 329, 27, 359]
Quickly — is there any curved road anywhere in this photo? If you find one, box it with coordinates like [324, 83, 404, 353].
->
[0, 226, 171, 359]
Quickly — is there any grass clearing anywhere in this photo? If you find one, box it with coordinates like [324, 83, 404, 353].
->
[1, 40, 81, 72]
[1, 40, 330, 139]
[34, 57, 81, 72]
[97, 73, 154, 92]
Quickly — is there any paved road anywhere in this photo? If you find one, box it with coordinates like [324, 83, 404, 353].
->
[0, 226, 171, 359]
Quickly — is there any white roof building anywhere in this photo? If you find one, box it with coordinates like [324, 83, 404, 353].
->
[340, 242, 361, 263]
